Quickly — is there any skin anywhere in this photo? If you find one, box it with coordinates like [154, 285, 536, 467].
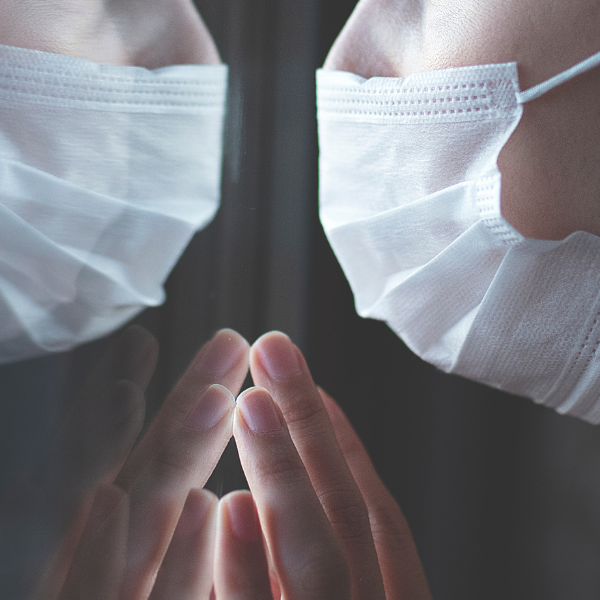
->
[10, 328, 431, 600]
[324, 0, 600, 241]
[0, 0, 220, 67]
[0, 3, 227, 597]
[1, 327, 249, 600]
[9, 0, 600, 596]
[213, 5, 600, 595]
[212, 332, 432, 599]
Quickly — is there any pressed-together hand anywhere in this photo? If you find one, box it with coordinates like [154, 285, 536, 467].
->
[214, 331, 432, 600]
[0, 326, 248, 600]
[2, 327, 430, 599]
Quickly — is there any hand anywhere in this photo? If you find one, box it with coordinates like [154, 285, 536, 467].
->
[108, 328, 248, 600]
[0, 326, 249, 600]
[0, 0, 220, 67]
[214, 331, 432, 599]
[58, 484, 220, 600]
[0, 325, 157, 600]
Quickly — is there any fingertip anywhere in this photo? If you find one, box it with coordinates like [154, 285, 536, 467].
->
[236, 387, 284, 434]
[220, 490, 262, 542]
[250, 331, 303, 381]
[197, 487, 220, 506]
[176, 488, 218, 536]
[250, 332, 285, 372]
[212, 382, 236, 404]
[196, 329, 250, 380]
[217, 328, 251, 352]
[214, 491, 272, 600]
[184, 384, 235, 431]
[112, 324, 159, 390]
[252, 330, 289, 346]
[120, 323, 159, 354]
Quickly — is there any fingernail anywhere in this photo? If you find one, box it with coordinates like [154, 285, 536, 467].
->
[186, 385, 233, 430]
[225, 492, 262, 542]
[198, 329, 248, 378]
[254, 332, 301, 381]
[237, 387, 283, 434]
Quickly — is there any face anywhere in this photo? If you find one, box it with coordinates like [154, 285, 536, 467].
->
[0, 0, 220, 67]
[324, 0, 600, 241]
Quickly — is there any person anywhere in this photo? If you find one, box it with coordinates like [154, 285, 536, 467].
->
[0, 0, 220, 67]
[210, 0, 600, 596]
[0, 326, 250, 599]
[5, 0, 600, 598]
[21, 327, 431, 600]
[317, 0, 600, 420]
[0, 0, 227, 363]
[213, 331, 434, 599]
[16, 327, 427, 599]
[323, 0, 600, 241]
[0, 2, 248, 598]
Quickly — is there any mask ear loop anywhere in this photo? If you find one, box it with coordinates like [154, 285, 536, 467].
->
[516, 50, 600, 104]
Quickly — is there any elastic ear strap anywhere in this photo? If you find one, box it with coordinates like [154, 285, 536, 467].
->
[516, 50, 600, 103]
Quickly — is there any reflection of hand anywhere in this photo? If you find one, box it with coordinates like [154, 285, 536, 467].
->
[215, 332, 432, 599]
[0, 0, 220, 67]
[0, 326, 248, 600]
[59, 482, 220, 600]
[106, 327, 248, 600]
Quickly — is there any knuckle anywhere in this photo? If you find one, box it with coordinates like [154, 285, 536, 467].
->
[280, 391, 327, 433]
[150, 433, 197, 483]
[368, 498, 410, 539]
[318, 487, 372, 542]
[252, 447, 308, 488]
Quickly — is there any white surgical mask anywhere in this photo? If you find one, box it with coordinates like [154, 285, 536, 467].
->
[0, 44, 227, 364]
[317, 52, 600, 423]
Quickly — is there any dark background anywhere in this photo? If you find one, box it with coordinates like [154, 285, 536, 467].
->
[2, 1, 600, 598]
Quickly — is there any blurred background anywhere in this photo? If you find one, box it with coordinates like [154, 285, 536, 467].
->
[1, 0, 600, 598]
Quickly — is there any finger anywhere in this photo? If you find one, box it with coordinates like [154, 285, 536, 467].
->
[120, 384, 235, 600]
[23, 324, 155, 524]
[321, 389, 432, 600]
[33, 325, 155, 548]
[149, 489, 218, 600]
[234, 386, 350, 600]
[78, 324, 159, 396]
[49, 379, 146, 510]
[249, 332, 385, 599]
[214, 491, 272, 600]
[115, 328, 249, 491]
[0, 380, 145, 600]
[58, 483, 129, 600]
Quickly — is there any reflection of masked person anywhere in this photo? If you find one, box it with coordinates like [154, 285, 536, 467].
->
[0, 1, 227, 364]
